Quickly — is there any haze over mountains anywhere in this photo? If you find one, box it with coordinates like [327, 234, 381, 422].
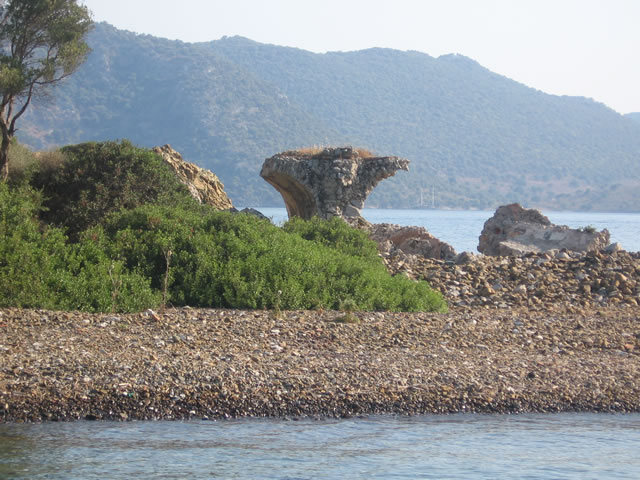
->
[20, 23, 640, 211]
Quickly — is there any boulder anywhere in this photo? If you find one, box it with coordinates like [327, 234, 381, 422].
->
[478, 203, 610, 256]
[369, 223, 457, 261]
[152, 145, 233, 210]
[260, 146, 408, 224]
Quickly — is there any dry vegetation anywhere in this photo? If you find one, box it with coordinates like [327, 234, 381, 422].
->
[288, 146, 375, 158]
[7, 143, 65, 182]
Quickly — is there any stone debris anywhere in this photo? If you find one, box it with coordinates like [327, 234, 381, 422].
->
[260, 147, 408, 224]
[152, 144, 233, 210]
[369, 223, 457, 261]
[385, 248, 640, 311]
[478, 204, 610, 256]
[1, 305, 638, 423]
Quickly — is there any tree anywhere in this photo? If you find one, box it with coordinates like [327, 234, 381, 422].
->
[0, 0, 92, 181]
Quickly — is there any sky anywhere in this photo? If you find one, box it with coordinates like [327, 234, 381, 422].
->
[81, 0, 640, 114]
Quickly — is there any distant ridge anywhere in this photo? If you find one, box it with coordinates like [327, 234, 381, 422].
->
[626, 112, 640, 124]
[19, 23, 640, 211]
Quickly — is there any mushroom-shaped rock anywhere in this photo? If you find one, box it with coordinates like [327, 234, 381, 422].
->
[260, 147, 409, 222]
[478, 203, 610, 256]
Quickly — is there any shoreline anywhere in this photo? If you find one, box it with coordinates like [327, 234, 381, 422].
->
[2, 306, 639, 423]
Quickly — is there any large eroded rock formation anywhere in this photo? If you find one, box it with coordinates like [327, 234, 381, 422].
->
[260, 147, 409, 223]
[478, 203, 610, 256]
[153, 145, 233, 210]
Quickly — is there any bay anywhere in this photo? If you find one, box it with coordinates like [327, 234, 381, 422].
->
[256, 208, 640, 253]
[2, 413, 639, 479]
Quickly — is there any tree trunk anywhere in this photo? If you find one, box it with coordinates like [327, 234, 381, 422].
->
[0, 129, 9, 182]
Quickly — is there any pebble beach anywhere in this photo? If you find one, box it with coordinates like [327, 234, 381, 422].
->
[1, 293, 639, 422]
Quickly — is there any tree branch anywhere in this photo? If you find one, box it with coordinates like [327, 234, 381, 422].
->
[9, 80, 34, 133]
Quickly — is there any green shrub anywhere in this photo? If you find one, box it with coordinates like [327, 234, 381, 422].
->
[100, 205, 448, 312]
[6, 140, 38, 184]
[57, 228, 161, 313]
[0, 183, 67, 309]
[30, 140, 196, 237]
[0, 183, 160, 312]
[282, 216, 379, 259]
[1, 141, 448, 314]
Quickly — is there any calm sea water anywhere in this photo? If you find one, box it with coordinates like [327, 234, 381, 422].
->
[256, 208, 640, 253]
[1, 414, 639, 479]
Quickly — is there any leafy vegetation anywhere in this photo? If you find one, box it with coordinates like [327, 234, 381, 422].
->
[0, 181, 158, 312]
[0, 0, 92, 180]
[17, 23, 640, 211]
[0, 141, 447, 313]
[30, 140, 193, 237]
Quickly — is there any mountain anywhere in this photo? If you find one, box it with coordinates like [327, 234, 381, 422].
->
[626, 113, 640, 124]
[19, 23, 640, 211]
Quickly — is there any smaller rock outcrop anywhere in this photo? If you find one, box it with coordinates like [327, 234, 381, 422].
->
[228, 207, 268, 220]
[478, 203, 610, 256]
[153, 145, 233, 210]
[369, 223, 457, 261]
[260, 147, 409, 224]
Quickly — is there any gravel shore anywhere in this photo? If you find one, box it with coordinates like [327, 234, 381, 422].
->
[2, 303, 639, 422]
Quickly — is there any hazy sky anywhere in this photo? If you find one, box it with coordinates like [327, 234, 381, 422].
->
[81, 0, 640, 114]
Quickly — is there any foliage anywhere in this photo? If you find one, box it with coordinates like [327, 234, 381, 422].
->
[30, 140, 195, 237]
[0, 182, 156, 311]
[0, 0, 92, 180]
[291, 146, 374, 158]
[6, 138, 65, 184]
[579, 225, 597, 234]
[0, 143, 447, 313]
[335, 298, 359, 323]
[282, 216, 379, 259]
[98, 204, 447, 312]
[0, 182, 64, 308]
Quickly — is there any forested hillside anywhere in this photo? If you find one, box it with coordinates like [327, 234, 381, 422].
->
[19, 23, 640, 211]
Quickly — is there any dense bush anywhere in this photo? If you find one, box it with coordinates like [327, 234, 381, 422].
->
[282, 216, 379, 259]
[0, 183, 157, 311]
[0, 183, 65, 308]
[0, 141, 447, 313]
[29, 140, 195, 237]
[99, 205, 447, 312]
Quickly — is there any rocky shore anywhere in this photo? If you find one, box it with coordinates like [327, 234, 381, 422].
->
[2, 301, 639, 422]
[386, 249, 640, 311]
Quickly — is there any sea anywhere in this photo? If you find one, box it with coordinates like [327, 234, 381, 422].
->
[2, 209, 640, 479]
[1, 414, 640, 479]
[256, 207, 640, 253]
